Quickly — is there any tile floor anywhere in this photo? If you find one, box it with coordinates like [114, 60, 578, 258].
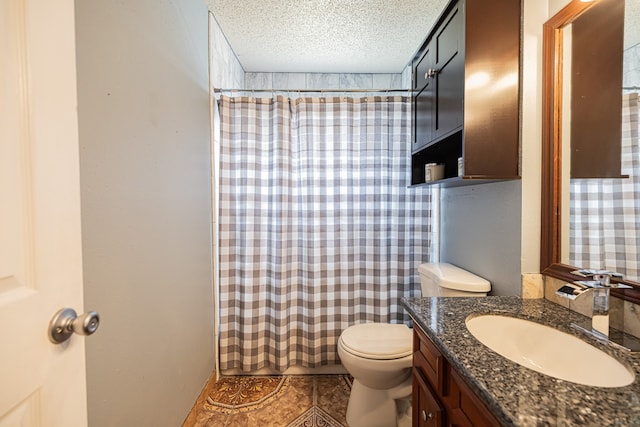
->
[184, 375, 352, 427]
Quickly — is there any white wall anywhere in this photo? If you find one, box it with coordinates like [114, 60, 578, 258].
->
[440, 181, 522, 295]
[75, 0, 214, 425]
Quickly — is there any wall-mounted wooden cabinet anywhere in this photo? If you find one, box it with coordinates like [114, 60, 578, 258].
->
[410, 0, 521, 187]
[413, 4, 464, 155]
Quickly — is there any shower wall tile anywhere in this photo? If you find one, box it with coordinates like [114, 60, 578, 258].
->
[209, 14, 244, 89]
[306, 73, 341, 89]
[340, 73, 373, 89]
[210, 22, 228, 86]
[371, 74, 405, 90]
[232, 57, 244, 89]
[391, 73, 404, 89]
[401, 64, 412, 89]
[272, 73, 307, 89]
[372, 74, 391, 88]
[243, 72, 405, 91]
[624, 44, 640, 91]
[246, 72, 273, 89]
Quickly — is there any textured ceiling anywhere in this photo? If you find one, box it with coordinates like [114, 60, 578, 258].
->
[206, 0, 449, 73]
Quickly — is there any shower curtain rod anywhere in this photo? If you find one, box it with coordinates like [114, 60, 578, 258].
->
[623, 86, 640, 90]
[213, 87, 410, 93]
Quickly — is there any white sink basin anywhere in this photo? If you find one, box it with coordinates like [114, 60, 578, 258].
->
[465, 315, 635, 388]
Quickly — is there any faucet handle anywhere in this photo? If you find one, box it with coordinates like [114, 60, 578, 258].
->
[573, 268, 624, 279]
[592, 274, 611, 287]
[591, 272, 633, 289]
[572, 269, 629, 288]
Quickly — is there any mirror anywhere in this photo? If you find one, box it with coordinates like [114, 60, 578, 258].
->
[541, 0, 640, 303]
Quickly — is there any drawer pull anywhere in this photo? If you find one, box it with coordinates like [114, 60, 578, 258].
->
[421, 410, 433, 421]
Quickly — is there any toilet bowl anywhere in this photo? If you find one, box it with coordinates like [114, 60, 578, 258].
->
[338, 263, 490, 427]
[337, 323, 413, 427]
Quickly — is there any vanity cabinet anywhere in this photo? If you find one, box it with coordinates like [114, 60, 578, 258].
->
[410, 0, 521, 187]
[413, 326, 500, 427]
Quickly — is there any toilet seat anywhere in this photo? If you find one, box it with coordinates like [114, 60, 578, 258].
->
[340, 323, 412, 360]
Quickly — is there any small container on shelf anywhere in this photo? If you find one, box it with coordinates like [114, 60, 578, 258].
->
[457, 157, 463, 177]
[425, 163, 436, 182]
[425, 163, 445, 182]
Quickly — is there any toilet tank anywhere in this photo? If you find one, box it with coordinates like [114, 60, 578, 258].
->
[418, 263, 491, 297]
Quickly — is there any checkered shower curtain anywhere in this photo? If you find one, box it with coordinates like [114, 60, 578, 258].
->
[217, 95, 433, 372]
[570, 93, 640, 280]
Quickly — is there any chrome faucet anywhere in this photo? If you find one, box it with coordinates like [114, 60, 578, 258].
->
[556, 271, 640, 351]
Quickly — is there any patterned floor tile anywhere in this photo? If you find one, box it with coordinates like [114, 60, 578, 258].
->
[189, 375, 351, 427]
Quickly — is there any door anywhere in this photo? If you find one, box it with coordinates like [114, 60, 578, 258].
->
[414, 44, 435, 153]
[1, 0, 88, 425]
[412, 42, 436, 153]
[433, 4, 463, 140]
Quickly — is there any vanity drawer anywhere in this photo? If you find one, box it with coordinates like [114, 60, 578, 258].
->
[413, 327, 444, 393]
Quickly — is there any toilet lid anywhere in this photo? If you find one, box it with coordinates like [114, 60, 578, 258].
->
[340, 323, 412, 360]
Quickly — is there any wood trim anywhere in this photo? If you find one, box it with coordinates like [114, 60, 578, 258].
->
[182, 370, 217, 426]
[540, 0, 598, 271]
[541, 0, 640, 301]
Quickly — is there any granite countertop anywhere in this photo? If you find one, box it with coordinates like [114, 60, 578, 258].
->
[402, 296, 640, 426]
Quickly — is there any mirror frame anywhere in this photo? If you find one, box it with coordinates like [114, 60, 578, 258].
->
[541, 0, 640, 304]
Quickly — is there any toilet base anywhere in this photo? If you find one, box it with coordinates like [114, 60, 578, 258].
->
[346, 377, 412, 427]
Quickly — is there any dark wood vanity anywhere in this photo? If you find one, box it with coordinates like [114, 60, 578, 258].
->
[405, 297, 640, 426]
[413, 326, 500, 427]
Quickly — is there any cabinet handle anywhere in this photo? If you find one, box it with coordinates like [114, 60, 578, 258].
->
[421, 410, 433, 421]
[426, 68, 440, 79]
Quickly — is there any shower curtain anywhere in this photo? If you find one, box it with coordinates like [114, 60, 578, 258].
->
[570, 93, 640, 279]
[217, 94, 433, 372]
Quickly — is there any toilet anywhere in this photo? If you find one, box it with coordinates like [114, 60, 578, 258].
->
[337, 262, 490, 427]
[418, 262, 491, 297]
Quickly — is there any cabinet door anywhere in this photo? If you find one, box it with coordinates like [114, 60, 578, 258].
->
[412, 2, 463, 154]
[413, 46, 435, 153]
[433, 4, 464, 140]
[445, 367, 501, 427]
[415, 44, 434, 91]
[447, 409, 474, 427]
[413, 366, 444, 427]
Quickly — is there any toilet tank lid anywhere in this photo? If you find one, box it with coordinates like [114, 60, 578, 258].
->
[419, 263, 491, 292]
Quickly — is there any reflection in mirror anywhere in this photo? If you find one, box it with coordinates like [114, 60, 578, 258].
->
[565, 1, 640, 282]
[541, 0, 640, 304]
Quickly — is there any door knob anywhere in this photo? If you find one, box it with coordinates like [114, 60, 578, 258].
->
[49, 308, 100, 344]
